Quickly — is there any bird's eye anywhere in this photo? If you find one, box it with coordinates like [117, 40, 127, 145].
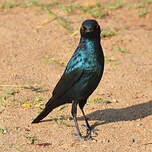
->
[94, 24, 99, 29]
[81, 25, 87, 31]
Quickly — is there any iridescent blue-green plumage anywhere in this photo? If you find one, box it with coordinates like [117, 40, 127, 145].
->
[66, 39, 102, 71]
[32, 19, 104, 139]
[59, 38, 104, 101]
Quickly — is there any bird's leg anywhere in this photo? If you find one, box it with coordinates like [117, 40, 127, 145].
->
[71, 101, 83, 139]
[81, 108, 91, 130]
[80, 108, 98, 138]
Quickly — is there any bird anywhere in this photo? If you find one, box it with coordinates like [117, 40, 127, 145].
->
[32, 19, 104, 140]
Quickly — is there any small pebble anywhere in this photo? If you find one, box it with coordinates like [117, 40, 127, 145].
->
[132, 139, 135, 143]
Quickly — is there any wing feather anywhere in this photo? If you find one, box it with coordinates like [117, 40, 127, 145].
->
[52, 69, 83, 99]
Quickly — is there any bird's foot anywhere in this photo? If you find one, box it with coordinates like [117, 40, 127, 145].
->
[72, 133, 85, 140]
[84, 134, 97, 141]
[82, 124, 98, 136]
[72, 133, 96, 141]
[86, 128, 98, 136]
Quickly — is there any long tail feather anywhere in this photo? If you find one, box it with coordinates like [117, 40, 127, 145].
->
[32, 98, 56, 123]
[32, 106, 53, 123]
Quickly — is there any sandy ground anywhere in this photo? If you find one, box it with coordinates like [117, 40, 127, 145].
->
[0, 0, 152, 152]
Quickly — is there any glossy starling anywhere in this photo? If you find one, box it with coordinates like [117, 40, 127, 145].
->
[32, 19, 104, 139]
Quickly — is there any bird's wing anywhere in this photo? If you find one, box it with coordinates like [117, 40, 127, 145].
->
[52, 69, 83, 99]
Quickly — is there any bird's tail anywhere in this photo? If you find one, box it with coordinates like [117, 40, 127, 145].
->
[32, 98, 57, 123]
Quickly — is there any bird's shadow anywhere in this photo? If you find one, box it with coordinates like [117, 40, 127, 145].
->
[39, 100, 152, 131]
[78, 100, 152, 130]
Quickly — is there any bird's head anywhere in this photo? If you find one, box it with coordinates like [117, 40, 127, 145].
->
[80, 19, 101, 39]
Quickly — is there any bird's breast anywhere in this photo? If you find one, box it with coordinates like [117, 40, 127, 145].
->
[65, 39, 103, 73]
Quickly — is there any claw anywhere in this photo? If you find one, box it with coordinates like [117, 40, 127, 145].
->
[84, 134, 97, 141]
[72, 133, 85, 140]
[82, 124, 88, 128]
[82, 124, 98, 136]
[87, 128, 98, 136]
[72, 133, 97, 141]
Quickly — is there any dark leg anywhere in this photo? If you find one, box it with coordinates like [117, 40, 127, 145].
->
[79, 100, 91, 130]
[71, 101, 82, 138]
[79, 101, 97, 139]
[81, 108, 91, 131]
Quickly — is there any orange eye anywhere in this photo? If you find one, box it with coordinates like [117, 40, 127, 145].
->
[81, 25, 86, 30]
[95, 24, 99, 29]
